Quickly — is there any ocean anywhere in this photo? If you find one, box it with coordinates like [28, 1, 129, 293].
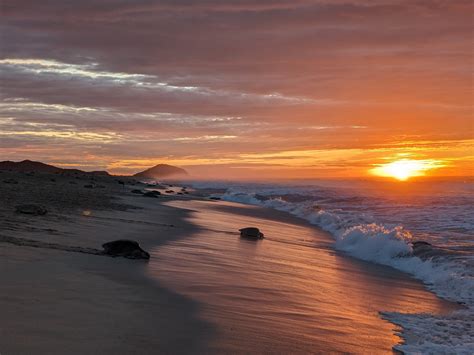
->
[185, 178, 474, 353]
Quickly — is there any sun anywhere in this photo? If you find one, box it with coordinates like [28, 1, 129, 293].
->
[370, 159, 444, 181]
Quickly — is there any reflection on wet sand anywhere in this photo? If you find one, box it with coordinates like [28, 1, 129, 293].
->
[147, 200, 459, 354]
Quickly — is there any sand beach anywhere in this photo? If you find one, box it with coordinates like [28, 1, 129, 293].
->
[0, 170, 462, 354]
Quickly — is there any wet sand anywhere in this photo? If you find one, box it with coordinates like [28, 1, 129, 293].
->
[148, 199, 460, 354]
[0, 172, 460, 353]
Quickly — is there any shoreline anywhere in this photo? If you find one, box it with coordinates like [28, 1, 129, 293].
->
[189, 182, 473, 353]
[0, 172, 465, 353]
[152, 198, 463, 353]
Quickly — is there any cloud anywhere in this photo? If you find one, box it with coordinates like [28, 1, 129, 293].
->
[0, 0, 472, 176]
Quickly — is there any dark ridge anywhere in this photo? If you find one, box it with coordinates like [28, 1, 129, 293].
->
[0, 160, 110, 176]
[0, 160, 62, 173]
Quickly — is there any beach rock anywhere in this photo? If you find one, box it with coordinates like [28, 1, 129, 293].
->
[239, 227, 264, 239]
[3, 178, 18, 184]
[15, 204, 48, 216]
[411, 240, 457, 259]
[209, 196, 221, 200]
[412, 241, 432, 249]
[102, 240, 150, 259]
[255, 194, 270, 201]
[412, 240, 435, 258]
[131, 189, 143, 194]
[165, 190, 174, 193]
[412, 241, 432, 247]
[143, 191, 160, 197]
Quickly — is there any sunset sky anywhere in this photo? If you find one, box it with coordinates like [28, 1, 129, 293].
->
[1, 0, 472, 179]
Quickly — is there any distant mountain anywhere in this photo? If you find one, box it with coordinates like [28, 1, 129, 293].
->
[0, 160, 111, 176]
[133, 164, 188, 179]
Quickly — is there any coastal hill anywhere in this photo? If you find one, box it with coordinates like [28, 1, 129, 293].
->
[133, 164, 188, 179]
[0, 160, 188, 179]
[0, 160, 110, 176]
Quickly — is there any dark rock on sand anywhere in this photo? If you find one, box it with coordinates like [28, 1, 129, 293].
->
[3, 178, 19, 184]
[102, 240, 150, 259]
[15, 204, 48, 216]
[143, 191, 160, 197]
[131, 189, 143, 194]
[209, 196, 221, 200]
[239, 227, 264, 239]
[165, 190, 174, 193]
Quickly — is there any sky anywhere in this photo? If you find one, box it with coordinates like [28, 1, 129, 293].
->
[1, 0, 472, 179]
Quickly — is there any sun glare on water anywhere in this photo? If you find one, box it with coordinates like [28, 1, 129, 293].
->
[370, 159, 444, 181]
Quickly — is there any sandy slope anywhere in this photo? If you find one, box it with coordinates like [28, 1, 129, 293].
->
[0, 171, 212, 354]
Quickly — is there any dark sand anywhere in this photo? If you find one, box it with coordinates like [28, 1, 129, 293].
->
[0, 171, 213, 354]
